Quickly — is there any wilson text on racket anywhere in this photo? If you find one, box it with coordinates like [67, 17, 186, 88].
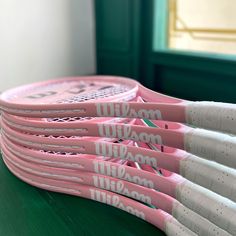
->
[96, 103, 162, 119]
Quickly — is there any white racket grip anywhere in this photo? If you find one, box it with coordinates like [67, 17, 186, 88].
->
[185, 128, 236, 168]
[176, 180, 236, 235]
[172, 201, 231, 236]
[179, 154, 236, 202]
[165, 217, 197, 236]
[186, 101, 236, 134]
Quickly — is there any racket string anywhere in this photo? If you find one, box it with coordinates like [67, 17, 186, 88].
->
[46, 117, 94, 123]
[56, 86, 130, 104]
[39, 150, 78, 156]
[33, 133, 89, 140]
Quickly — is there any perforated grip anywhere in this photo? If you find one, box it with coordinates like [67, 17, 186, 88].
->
[179, 154, 236, 202]
[165, 217, 197, 236]
[172, 201, 231, 236]
[186, 101, 236, 134]
[184, 128, 236, 169]
[176, 180, 236, 235]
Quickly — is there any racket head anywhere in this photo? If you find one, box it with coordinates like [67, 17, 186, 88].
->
[2, 140, 176, 210]
[0, 76, 138, 110]
[2, 130, 177, 179]
[2, 112, 187, 132]
[3, 153, 172, 233]
[0, 76, 185, 118]
[2, 112, 135, 137]
[1, 115, 138, 152]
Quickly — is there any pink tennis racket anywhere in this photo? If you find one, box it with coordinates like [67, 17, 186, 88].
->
[1, 142, 231, 236]
[4, 112, 236, 170]
[3, 155, 200, 236]
[0, 76, 236, 134]
[2, 134, 236, 234]
[1, 75, 236, 235]
[2, 119, 236, 203]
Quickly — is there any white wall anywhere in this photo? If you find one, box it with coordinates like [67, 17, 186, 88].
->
[0, 0, 96, 92]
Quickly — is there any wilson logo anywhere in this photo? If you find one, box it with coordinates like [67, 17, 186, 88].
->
[95, 142, 157, 168]
[90, 188, 145, 219]
[97, 124, 162, 144]
[93, 175, 152, 205]
[96, 103, 162, 119]
[93, 160, 154, 188]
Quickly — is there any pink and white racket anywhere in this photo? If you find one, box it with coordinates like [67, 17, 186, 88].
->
[1, 75, 236, 235]
[3, 155, 199, 236]
[1, 142, 230, 236]
[4, 112, 236, 170]
[0, 76, 236, 134]
[2, 119, 236, 203]
[2, 134, 236, 234]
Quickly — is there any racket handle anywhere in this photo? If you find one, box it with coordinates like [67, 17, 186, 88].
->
[164, 215, 197, 236]
[184, 128, 236, 169]
[172, 201, 231, 236]
[186, 101, 236, 134]
[176, 180, 236, 235]
[179, 153, 236, 202]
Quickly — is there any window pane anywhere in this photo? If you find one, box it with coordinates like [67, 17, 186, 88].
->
[168, 0, 236, 55]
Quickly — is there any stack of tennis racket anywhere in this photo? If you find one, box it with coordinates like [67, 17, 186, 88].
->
[0, 76, 236, 235]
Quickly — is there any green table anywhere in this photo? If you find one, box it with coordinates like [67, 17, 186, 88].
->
[0, 155, 165, 236]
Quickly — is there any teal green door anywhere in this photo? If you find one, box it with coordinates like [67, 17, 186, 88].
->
[95, 0, 142, 80]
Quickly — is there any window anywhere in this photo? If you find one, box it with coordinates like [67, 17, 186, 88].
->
[154, 0, 236, 55]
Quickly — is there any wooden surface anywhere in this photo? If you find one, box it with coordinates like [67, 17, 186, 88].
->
[0, 155, 165, 236]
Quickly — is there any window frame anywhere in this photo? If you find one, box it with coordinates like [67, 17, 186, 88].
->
[151, 0, 236, 76]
